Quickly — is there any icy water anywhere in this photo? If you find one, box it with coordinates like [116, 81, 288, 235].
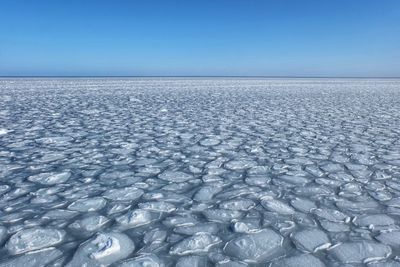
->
[0, 78, 400, 266]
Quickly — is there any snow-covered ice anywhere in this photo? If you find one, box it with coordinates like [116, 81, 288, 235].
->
[0, 78, 400, 266]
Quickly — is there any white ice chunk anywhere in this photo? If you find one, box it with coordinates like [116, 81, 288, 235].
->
[290, 198, 317, 213]
[117, 254, 165, 267]
[376, 231, 400, 247]
[66, 232, 134, 266]
[219, 198, 255, 211]
[0, 248, 62, 267]
[291, 229, 331, 252]
[270, 254, 326, 267]
[225, 160, 257, 170]
[68, 197, 107, 212]
[116, 209, 161, 228]
[138, 201, 176, 213]
[28, 171, 71, 185]
[224, 229, 283, 263]
[158, 171, 193, 182]
[353, 214, 395, 227]
[170, 233, 221, 255]
[175, 256, 209, 267]
[261, 197, 295, 215]
[69, 215, 109, 232]
[6, 228, 65, 255]
[103, 187, 144, 201]
[329, 241, 391, 263]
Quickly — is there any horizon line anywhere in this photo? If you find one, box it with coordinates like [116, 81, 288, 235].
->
[1, 75, 400, 79]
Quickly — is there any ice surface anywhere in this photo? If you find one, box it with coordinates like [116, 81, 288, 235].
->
[103, 187, 144, 201]
[270, 254, 326, 267]
[68, 197, 107, 212]
[169, 233, 221, 255]
[376, 231, 400, 247]
[175, 255, 210, 267]
[224, 229, 283, 262]
[28, 171, 71, 185]
[117, 254, 165, 267]
[261, 197, 295, 215]
[69, 214, 109, 232]
[291, 229, 331, 252]
[6, 227, 65, 255]
[115, 209, 161, 228]
[158, 171, 193, 182]
[0, 248, 63, 267]
[66, 232, 135, 266]
[328, 241, 392, 263]
[1, 78, 400, 266]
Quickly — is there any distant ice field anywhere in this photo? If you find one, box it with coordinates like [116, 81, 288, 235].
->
[0, 78, 400, 266]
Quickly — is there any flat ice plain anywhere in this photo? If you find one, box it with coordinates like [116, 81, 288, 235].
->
[0, 78, 400, 266]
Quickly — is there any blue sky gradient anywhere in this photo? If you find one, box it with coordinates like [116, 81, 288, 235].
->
[0, 0, 399, 76]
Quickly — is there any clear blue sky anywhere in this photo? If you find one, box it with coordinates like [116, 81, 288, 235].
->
[0, 0, 399, 76]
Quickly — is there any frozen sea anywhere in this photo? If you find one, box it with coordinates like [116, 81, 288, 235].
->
[0, 78, 400, 266]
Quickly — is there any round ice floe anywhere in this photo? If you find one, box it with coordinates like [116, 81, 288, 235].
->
[103, 187, 144, 201]
[367, 261, 400, 267]
[68, 197, 107, 212]
[293, 186, 333, 197]
[219, 198, 255, 211]
[193, 186, 222, 202]
[6, 227, 65, 255]
[369, 190, 392, 201]
[217, 260, 248, 267]
[116, 209, 161, 228]
[117, 254, 165, 267]
[328, 241, 391, 263]
[290, 198, 317, 213]
[261, 197, 295, 215]
[38, 153, 66, 163]
[336, 199, 379, 212]
[203, 209, 243, 222]
[174, 222, 219, 235]
[386, 197, 400, 208]
[69, 215, 110, 232]
[143, 229, 167, 244]
[376, 231, 400, 247]
[232, 219, 261, 233]
[35, 136, 74, 145]
[291, 229, 331, 252]
[43, 209, 79, 220]
[224, 229, 283, 263]
[176, 256, 210, 267]
[170, 233, 221, 255]
[138, 201, 176, 213]
[158, 171, 193, 182]
[28, 172, 71, 185]
[353, 214, 395, 227]
[270, 254, 326, 267]
[312, 208, 348, 223]
[225, 160, 257, 170]
[0, 248, 63, 267]
[320, 220, 350, 232]
[276, 175, 310, 186]
[66, 232, 135, 267]
[162, 215, 198, 227]
[245, 175, 271, 187]
[107, 203, 131, 215]
[200, 138, 221, 146]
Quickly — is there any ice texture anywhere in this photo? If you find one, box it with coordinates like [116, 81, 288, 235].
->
[0, 78, 400, 266]
[224, 229, 283, 262]
[6, 228, 65, 255]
